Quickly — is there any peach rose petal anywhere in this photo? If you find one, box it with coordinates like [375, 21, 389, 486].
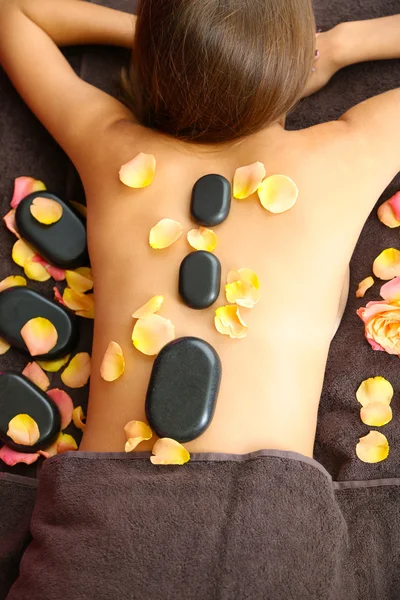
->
[12, 239, 35, 267]
[63, 288, 94, 313]
[233, 162, 267, 200]
[356, 431, 389, 464]
[132, 314, 175, 356]
[24, 256, 51, 282]
[388, 191, 400, 220]
[47, 388, 74, 429]
[257, 174, 298, 214]
[360, 402, 393, 427]
[373, 248, 400, 280]
[65, 267, 93, 293]
[0, 338, 10, 355]
[380, 277, 400, 302]
[227, 268, 260, 289]
[132, 295, 164, 319]
[356, 376, 393, 407]
[30, 197, 63, 225]
[187, 227, 218, 252]
[11, 177, 46, 209]
[38, 432, 63, 459]
[0, 445, 39, 466]
[215, 305, 248, 339]
[150, 438, 190, 465]
[3, 208, 20, 238]
[100, 341, 125, 382]
[149, 219, 183, 250]
[225, 281, 260, 309]
[124, 420, 153, 452]
[70, 201, 87, 218]
[7, 414, 40, 446]
[57, 433, 78, 453]
[0, 275, 26, 293]
[22, 362, 50, 392]
[377, 200, 400, 228]
[37, 354, 70, 372]
[356, 276, 374, 298]
[72, 406, 86, 431]
[20, 317, 58, 357]
[119, 153, 156, 189]
[61, 352, 91, 388]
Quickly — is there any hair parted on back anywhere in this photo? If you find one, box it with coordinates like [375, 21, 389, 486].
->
[121, 0, 316, 144]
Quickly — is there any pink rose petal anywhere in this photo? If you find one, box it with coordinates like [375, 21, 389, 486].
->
[32, 256, 65, 281]
[10, 177, 46, 209]
[47, 388, 74, 429]
[0, 445, 39, 466]
[3, 209, 20, 238]
[388, 191, 400, 221]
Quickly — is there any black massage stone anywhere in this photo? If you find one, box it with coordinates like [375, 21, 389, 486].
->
[0, 373, 61, 452]
[179, 251, 221, 309]
[0, 287, 78, 360]
[15, 192, 88, 269]
[145, 337, 222, 443]
[191, 174, 231, 226]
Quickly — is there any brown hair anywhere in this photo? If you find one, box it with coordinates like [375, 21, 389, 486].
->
[121, 0, 316, 144]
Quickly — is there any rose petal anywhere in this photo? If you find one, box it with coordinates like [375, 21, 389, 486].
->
[124, 420, 153, 452]
[75, 308, 95, 319]
[356, 376, 393, 407]
[70, 201, 87, 218]
[38, 432, 63, 458]
[65, 267, 93, 293]
[187, 227, 218, 252]
[12, 239, 35, 267]
[3, 209, 20, 238]
[225, 280, 260, 308]
[57, 433, 78, 453]
[0, 445, 39, 466]
[11, 177, 46, 209]
[132, 295, 164, 319]
[380, 277, 400, 302]
[47, 388, 74, 429]
[22, 362, 50, 391]
[63, 288, 94, 313]
[227, 268, 260, 289]
[388, 191, 400, 220]
[214, 305, 248, 339]
[360, 402, 393, 427]
[132, 314, 175, 356]
[257, 174, 298, 214]
[100, 341, 125, 382]
[373, 248, 400, 280]
[233, 162, 266, 200]
[356, 431, 389, 463]
[150, 438, 190, 465]
[7, 414, 40, 446]
[30, 197, 63, 225]
[377, 200, 400, 228]
[23, 256, 51, 282]
[37, 354, 70, 372]
[0, 338, 10, 355]
[61, 352, 91, 388]
[72, 406, 86, 431]
[119, 153, 156, 188]
[20, 317, 58, 356]
[149, 219, 183, 249]
[32, 256, 66, 282]
[355, 276, 374, 298]
[0, 275, 26, 293]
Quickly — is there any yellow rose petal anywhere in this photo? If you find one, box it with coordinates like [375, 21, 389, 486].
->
[22, 362, 50, 391]
[373, 248, 400, 280]
[65, 267, 93, 294]
[0, 337, 10, 355]
[215, 305, 248, 339]
[100, 341, 125, 382]
[57, 433, 78, 453]
[360, 402, 393, 427]
[24, 255, 51, 282]
[233, 161, 266, 200]
[30, 197, 63, 225]
[63, 288, 94, 314]
[356, 431, 389, 463]
[20, 317, 58, 357]
[37, 354, 70, 372]
[132, 314, 175, 356]
[258, 174, 298, 214]
[119, 153, 156, 188]
[227, 268, 260, 289]
[356, 376, 394, 407]
[61, 352, 91, 388]
[72, 406, 86, 431]
[377, 200, 400, 228]
[70, 201, 87, 218]
[355, 276, 374, 298]
[0, 275, 26, 293]
[7, 414, 40, 446]
[187, 227, 218, 252]
[149, 218, 183, 249]
[225, 280, 260, 308]
[132, 295, 164, 319]
[124, 420, 153, 452]
[38, 432, 63, 459]
[12, 239, 35, 267]
[150, 438, 190, 465]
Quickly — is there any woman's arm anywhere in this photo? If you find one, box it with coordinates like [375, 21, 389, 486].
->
[337, 15, 400, 66]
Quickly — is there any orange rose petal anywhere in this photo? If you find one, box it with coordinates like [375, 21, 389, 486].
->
[70, 201, 87, 218]
[388, 191, 400, 220]
[355, 276, 374, 298]
[257, 174, 298, 214]
[377, 200, 400, 228]
[360, 402, 393, 427]
[22, 362, 50, 392]
[7, 414, 40, 446]
[47, 388, 74, 429]
[24, 256, 51, 282]
[124, 420, 153, 452]
[38, 432, 63, 459]
[373, 248, 400, 280]
[0, 445, 39, 466]
[3, 208, 20, 238]
[37, 354, 70, 373]
[356, 431, 389, 463]
[119, 153, 156, 188]
[20, 317, 58, 356]
[187, 227, 218, 252]
[225, 280, 260, 308]
[233, 161, 267, 200]
[132, 314, 175, 356]
[380, 277, 400, 302]
[356, 376, 393, 407]
[57, 433, 78, 454]
[149, 219, 183, 249]
[63, 288, 94, 313]
[100, 341, 125, 382]
[65, 267, 93, 293]
[0, 338, 10, 355]
[214, 305, 248, 339]
[150, 438, 190, 465]
[30, 197, 63, 225]
[132, 295, 164, 319]
[11, 176, 46, 209]
[72, 406, 86, 431]
[12, 239, 35, 267]
[0, 275, 26, 293]
[61, 352, 91, 388]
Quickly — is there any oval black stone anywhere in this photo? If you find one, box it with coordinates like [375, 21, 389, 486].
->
[179, 251, 221, 310]
[191, 174, 231, 226]
[145, 337, 222, 443]
[15, 192, 88, 269]
[0, 373, 61, 452]
[0, 287, 79, 360]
